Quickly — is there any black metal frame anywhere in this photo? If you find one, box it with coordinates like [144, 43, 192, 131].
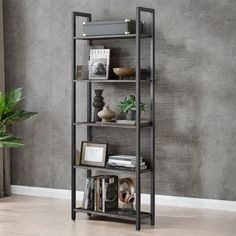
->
[71, 7, 155, 231]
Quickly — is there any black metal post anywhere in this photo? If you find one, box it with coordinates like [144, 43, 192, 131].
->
[71, 11, 92, 221]
[86, 14, 92, 197]
[71, 11, 77, 221]
[135, 7, 141, 231]
[150, 9, 156, 226]
[136, 7, 156, 230]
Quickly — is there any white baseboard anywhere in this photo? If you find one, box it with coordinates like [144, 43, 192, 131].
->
[11, 185, 236, 212]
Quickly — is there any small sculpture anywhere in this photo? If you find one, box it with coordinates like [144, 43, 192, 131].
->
[98, 105, 116, 122]
[92, 89, 105, 122]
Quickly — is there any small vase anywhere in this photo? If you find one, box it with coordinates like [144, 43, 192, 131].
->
[93, 89, 105, 122]
[126, 110, 136, 120]
[98, 105, 116, 122]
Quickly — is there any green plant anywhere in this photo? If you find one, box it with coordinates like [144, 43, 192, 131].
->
[118, 95, 145, 113]
[0, 88, 38, 148]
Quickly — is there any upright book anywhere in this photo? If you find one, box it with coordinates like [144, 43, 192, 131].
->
[89, 49, 110, 80]
[101, 175, 118, 212]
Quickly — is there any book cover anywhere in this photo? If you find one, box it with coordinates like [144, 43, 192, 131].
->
[82, 178, 89, 209]
[89, 49, 110, 80]
[101, 175, 118, 212]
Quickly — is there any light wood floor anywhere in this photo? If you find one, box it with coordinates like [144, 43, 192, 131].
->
[0, 195, 236, 236]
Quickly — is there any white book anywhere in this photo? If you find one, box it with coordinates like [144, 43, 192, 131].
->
[108, 161, 146, 168]
[82, 178, 89, 209]
[109, 155, 143, 161]
[89, 49, 110, 80]
[108, 159, 144, 165]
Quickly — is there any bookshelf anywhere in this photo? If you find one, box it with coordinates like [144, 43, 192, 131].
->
[71, 7, 155, 231]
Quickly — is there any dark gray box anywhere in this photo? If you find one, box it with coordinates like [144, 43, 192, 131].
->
[82, 19, 139, 36]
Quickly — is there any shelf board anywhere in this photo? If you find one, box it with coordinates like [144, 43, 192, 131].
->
[73, 121, 151, 129]
[74, 165, 151, 174]
[74, 34, 151, 40]
[74, 208, 151, 221]
[74, 79, 150, 83]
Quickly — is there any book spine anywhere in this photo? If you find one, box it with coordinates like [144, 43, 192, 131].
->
[88, 177, 94, 210]
[99, 178, 102, 211]
[108, 160, 144, 165]
[94, 179, 97, 211]
[96, 177, 100, 212]
[84, 178, 91, 209]
[106, 163, 147, 171]
[102, 178, 105, 213]
[82, 178, 89, 209]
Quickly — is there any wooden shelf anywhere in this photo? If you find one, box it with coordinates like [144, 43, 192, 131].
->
[74, 208, 151, 221]
[74, 79, 151, 83]
[74, 34, 151, 40]
[74, 121, 151, 129]
[74, 165, 151, 174]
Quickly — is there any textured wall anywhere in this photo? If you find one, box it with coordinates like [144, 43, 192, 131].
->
[3, 0, 236, 200]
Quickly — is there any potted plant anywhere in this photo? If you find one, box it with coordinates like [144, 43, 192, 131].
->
[0, 88, 38, 147]
[118, 95, 145, 120]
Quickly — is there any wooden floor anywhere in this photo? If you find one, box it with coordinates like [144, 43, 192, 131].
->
[0, 195, 236, 236]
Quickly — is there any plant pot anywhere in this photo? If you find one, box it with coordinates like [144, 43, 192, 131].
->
[126, 110, 136, 120]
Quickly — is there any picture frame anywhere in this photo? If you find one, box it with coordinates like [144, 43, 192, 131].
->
[88, 49, 110, 80]
[79, 141, 108, 167]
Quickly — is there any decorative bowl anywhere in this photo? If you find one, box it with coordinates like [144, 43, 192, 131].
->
[113, 67, 135, 79]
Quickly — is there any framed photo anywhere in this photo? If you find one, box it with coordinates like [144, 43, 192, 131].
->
[89, 49, 110, 80]
[79, 141, 108, 167]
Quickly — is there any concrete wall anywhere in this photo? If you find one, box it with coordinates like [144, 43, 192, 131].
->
[3, 0, 236, 200]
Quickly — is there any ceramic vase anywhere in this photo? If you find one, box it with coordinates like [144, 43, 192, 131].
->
[93, 89, 105, 122]
[98, 105, 116, 122]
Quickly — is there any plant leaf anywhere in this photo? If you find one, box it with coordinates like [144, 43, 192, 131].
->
[1, 111, 38, 127]
[0, 91, 5, 119]
[8, 111, 38, 124]
[0, 133, 24, 148]
[4, 88, 23, 114]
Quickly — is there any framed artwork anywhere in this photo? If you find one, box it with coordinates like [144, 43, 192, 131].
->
[79, 141, 108, 167]
[88, 49, 110, 80]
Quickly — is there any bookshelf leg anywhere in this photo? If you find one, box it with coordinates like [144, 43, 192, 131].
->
[72, 211, 76, 221]
[151, 213, 155, 226]
[136, 222, 141, 231]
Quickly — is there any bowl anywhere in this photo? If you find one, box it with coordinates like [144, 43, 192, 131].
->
[113, 67, 135, 79]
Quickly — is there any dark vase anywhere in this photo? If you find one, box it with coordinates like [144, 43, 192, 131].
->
[93, 89, 105, 122]
[126, 110, 136, 120]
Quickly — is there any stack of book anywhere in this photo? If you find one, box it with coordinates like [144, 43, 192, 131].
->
[82, 175, 118, 212]
[106, 155, 147, 171]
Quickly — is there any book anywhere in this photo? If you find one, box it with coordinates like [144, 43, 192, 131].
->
[88, 177, 95, 210]
[101, 175, 118, 213]
[89, 49, 110, 80]
[108, 159, 144, 164]
[82, 178, 90, 209]
[108, 159, 145, 165]
[106, 163, 148, 171]
[108, 155, 143, 161]
[95, 176, 102, 212]
[82, 175, 118, 212]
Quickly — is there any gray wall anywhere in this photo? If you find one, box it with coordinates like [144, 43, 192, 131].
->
[3, 0, 236, 200]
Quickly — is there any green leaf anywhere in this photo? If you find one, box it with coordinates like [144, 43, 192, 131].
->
[8, 111, 38, 124]
[0, 91, 5, 119]
[0, 133, 24, 148]
[4, 88, 23, 114]
[118, 95, 145, 113]
[0, 132, 13, 140]
[0, 111, 38, 128]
